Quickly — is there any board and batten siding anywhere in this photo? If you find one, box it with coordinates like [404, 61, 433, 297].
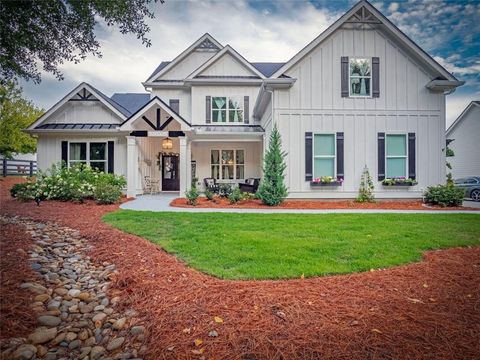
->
[158, 51, 218, 80]
[36, 135, 127, 179]
[447, 105, 480, 178]
[150, 88, 192, 122]
[273, 27, 446, 198]
[42, 101, 123, 125]
[199, 53, 256, 77]
[191, 85, 260, 125]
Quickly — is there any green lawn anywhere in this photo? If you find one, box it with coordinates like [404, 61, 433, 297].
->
[103, 211, 480, 280]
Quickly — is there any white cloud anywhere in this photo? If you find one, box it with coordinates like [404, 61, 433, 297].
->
[388, 2, 399, 13]
[434, 56, 480, 76]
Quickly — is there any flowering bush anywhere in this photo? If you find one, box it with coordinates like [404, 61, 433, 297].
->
[382, 177, 418, 186]
[311, 176, 343, 184]
[11, 162, 126, 203]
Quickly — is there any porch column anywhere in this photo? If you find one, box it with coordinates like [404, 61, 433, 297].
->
[186, 139, 192, 189]
[126, 136, 138, 197]
[179, 137, 187, 195]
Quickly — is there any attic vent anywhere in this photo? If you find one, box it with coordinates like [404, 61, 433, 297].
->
[197, 38, 220, 51]
[345, 6, 381, 25]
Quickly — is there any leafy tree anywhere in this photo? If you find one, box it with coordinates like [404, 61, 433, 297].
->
[0, 0, 160, 83]
[0, 82, 43, 158]
[257, 124, 288, 206]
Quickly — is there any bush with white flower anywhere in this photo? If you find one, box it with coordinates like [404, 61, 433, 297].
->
[11, 162, 126, 204]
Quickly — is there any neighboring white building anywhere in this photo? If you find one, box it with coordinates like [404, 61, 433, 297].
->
[446, 101, 480, 179]
[26, 0, 464, 198]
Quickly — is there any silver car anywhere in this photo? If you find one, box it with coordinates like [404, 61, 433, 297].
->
[454, 177, 480, 201]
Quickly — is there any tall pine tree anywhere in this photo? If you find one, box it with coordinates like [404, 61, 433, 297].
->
[257, 124, 288, 206]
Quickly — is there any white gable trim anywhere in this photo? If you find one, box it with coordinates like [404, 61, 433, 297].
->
[272, 0, 458, 83]
[119, 96, 191, 132]
[446, 101, 480, 136]
[145, 33, 223, 83]
[185, 45, 266, 80]
[27, 82, 127, 130]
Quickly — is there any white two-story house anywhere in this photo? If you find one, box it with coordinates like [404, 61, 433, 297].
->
[27, 0, 463, 198]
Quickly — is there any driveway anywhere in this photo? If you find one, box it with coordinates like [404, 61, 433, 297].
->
[463, 199, 480, 209]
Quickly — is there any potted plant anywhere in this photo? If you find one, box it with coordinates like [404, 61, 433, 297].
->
[381, 177, 418, 186]
[310, 176, 343, 187]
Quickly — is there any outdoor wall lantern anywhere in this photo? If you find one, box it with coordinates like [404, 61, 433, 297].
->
[162, 137, 173, 150]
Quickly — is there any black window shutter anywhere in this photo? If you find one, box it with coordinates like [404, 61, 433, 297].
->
[244, 96, 249, 124]
[61, 141, 68, 167]
[305, 132, 313, 181]
[372, 57, 380, 98]
[336, 132, 344, 180]
[377, 132, 385, 181]
[169, 99, 180, 114]
[408, 133, 416, 180]
[107, 141, 114, 174]
[206, 96, 211, 123]
[341, 56, 349, 97]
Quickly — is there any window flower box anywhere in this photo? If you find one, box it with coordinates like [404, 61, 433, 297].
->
[311, 177, 343, 187]
[381, 177, 418, 187]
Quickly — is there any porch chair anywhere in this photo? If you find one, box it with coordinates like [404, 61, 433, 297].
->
[203, 178, 219, 194]
[239, 178, 260, 193]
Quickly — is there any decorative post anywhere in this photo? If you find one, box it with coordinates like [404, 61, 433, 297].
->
[126, 136, 138, 197]
[179, 137, 187, 195]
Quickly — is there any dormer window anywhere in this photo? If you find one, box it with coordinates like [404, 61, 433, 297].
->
[212, 96, 244, 123]
[349, 58, 371, 97]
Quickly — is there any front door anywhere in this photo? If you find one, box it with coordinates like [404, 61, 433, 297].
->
[162, 155, 179, 191]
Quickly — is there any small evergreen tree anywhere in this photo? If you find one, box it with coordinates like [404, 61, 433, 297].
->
[356, 165, 375, 203]
[257, 124, 288, 206]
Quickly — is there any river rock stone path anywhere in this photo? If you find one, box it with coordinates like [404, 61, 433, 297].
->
[0, 216, 146, 360]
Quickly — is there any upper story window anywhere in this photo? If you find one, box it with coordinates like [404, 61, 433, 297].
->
[349, 58, 371, 97]
[212, 96, 244, 123]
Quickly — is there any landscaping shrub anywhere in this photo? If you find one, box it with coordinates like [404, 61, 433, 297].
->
[424, 184, 464, 207]
[218, 183, 233, 198]
[356, 166, 375, 203]
[93, 182, 123, 204]
[10, 162, 126, 203]
[228, 187, 243, 204]
[204, 188, 215, 201]
[256, 124, 288, 206]
[186, 186, 199, 205]
[10, 182, 29, 198]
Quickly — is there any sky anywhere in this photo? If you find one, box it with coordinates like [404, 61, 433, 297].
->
[20, 0, 480, 127]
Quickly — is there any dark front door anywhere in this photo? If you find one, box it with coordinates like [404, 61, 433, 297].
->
[162, 155, 179, 191]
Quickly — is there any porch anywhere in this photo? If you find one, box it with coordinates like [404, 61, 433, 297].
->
[119, 96, 265, 197]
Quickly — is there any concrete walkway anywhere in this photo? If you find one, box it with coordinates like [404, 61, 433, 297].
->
[120, 194, 480, 214]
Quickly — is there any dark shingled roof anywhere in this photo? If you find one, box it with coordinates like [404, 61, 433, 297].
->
[250, 62, 285, 77]
[110, 93, 151, 115]
[147, 61, 171, 80]
[36, 123, 119, 130]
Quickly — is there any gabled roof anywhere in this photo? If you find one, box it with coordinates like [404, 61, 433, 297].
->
[186, 45, 266, 80]
[145, 33, 223, 83]
[446, 101, 480, 136]
[27, 83, 128, 131]
[271, 0, 459, 83]
[111, 93, 151, 114]
[119, 96, 191, 131]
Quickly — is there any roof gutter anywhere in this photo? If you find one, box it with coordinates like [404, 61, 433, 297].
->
[253, 78, 296, 120]
[426, 79, 465, 94]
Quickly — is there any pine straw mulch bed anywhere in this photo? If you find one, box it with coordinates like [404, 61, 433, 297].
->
[1, 177, 480, 359]
[0, 219, 38, 339]
[171, 196, 478, 210]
